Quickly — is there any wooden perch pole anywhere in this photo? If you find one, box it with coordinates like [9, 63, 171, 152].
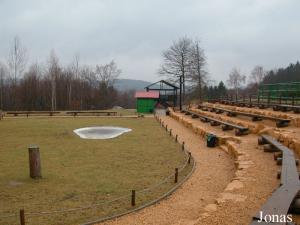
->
[28, 145, 42, 179]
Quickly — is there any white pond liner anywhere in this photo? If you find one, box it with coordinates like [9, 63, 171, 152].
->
[73, 126, 132, 139]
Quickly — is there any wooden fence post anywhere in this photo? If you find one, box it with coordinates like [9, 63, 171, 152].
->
[188, 152, 191, 164]
[131, 190, 136, 206]
[28, 145, 42, 179]
[175, 134, 178, 142]
[20, 209, 25, 225]
[174, 168, 178, 183]
[182, 142, 185, 151]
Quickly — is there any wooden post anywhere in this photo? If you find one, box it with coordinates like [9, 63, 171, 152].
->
[20, 209, 25, 225]
[169, 129, 172, 136]
[182, 142, 185, 151]
[131, 190, 136, 206]
[292, 96, 295, 106]
[279, 95, 282, 105]
[28, 145, 42, 179]
[188, 152, 191, 164]
[174, 168, 178, 183]
[165, 125, 168, 131]
[175, 134, 178, 142]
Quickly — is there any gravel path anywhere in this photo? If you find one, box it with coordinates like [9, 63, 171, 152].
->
[97, 116, 235, 225]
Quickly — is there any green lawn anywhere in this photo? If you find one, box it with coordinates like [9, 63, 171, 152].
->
[0, 117, 191, 225]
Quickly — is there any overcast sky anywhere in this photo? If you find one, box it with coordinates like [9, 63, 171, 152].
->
[0, 0, 299, 83]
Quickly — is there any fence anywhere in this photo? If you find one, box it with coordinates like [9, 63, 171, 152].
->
[0, 116, 195, 225]
[258, 82, 300, 99]
[217, 95, 300, 106]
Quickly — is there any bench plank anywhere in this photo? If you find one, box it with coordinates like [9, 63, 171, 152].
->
[182, 109, 249, 134]
[250, 135, 300, 225]
[199, 105, 290, 127]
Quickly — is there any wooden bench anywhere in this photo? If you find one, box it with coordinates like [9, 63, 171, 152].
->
[198, 105, 291, 128]
[6, 111, 60, 117]
[182, 109, 249, 136]
[250, 135, 300, 225]
[216, 99, 300, 114]
[273, 104, 300, 113]
[66, 111, 118, 117]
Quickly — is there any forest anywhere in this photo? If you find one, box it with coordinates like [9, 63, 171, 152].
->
[0, 37, 135, 111]
[263, 62, 300, 84]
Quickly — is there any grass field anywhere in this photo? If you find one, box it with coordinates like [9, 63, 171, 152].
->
[0, 117, 191, 225]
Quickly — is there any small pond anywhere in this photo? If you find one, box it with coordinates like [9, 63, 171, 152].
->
[73, 126, 132, 139]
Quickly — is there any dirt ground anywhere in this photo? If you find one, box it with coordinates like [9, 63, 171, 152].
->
[98, 113, 280, 225]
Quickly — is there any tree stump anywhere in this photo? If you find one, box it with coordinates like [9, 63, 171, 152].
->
[28, 145, 42, 179]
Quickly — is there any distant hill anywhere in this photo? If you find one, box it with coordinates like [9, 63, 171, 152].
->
[114, 79, 152, 91]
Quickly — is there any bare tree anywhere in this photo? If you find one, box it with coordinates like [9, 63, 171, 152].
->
[159, 37, 192, 101]
[21, 63, 41, 110]
[48, 50, 60, 111]
[66, 54, 80, 109]
[7, 36, 27, 109]
[188, 40, 208, 101]
[249, 65, 265, 84]
[227, 67, 246, 97]
[0, 62, 8, 110]
[72, 54, 80, 79]
[7, 36, 27, 83]
[81, 65, 97, 88]
[95, 60, 121, 86]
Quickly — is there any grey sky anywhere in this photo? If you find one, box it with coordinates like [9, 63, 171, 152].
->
[0, 0, 299, 83]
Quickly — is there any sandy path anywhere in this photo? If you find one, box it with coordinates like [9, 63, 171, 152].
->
[198, 134, 279, 225]
[173, 112, 279, 225]
[97, 116, 235, 225]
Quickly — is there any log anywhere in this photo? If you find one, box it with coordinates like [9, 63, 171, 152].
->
[264, 144, 280, 152]
[258, 136, 267, 145]
[289, 198, 300, 214]
[28, 145, 42, 179]
[276, 157, 282, 165]
[274, 152, 282, 160]
[277, 170, 281, 179]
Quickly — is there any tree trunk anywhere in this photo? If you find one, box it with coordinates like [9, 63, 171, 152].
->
[68, 84, 72, 109]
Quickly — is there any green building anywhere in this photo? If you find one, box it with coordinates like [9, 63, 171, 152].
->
[135, 91, 159, 113]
